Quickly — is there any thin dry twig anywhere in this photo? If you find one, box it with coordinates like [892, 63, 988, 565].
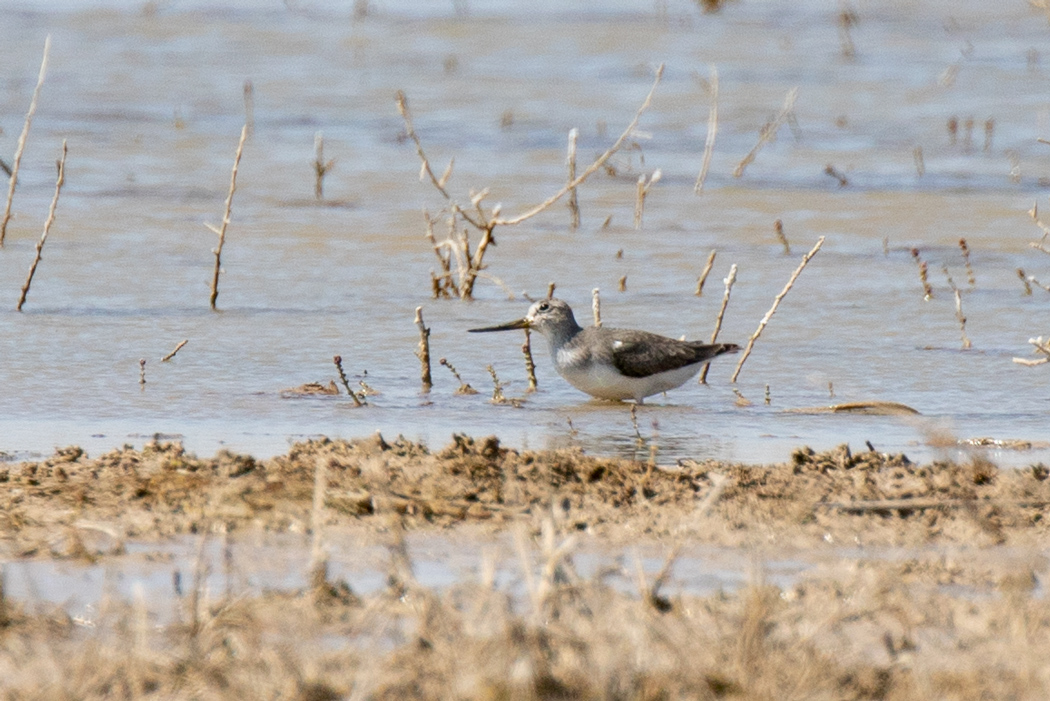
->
[243, 79, 254, 137]
[414, 306, 432, 394]
[695, 66, 719, 194]
[731, 238, 824, 382]
[1018, 268, 1033, 295]
[700, 263, 737, 384]
[566, 128, 579, 231]
[334, 355, 365, 406]
[733, 87, 798, 178]
[161, 340, 189, 362]
[17, 140, 66, 311]
[695, 249, 717, 296]
[208, 125, 248, 311]
[943, 267, 972, 350]
[313, 131, 335, 200]
[634, 170, 661, 229]
[592, 288, 602, 328]
[913, 145, 925, 177]
[1, 35, 50, 246]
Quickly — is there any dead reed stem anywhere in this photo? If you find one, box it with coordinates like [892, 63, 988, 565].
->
[592, 288, 602, 328]
[17, 139, 66, 312]
[414, 307, 432, 393]
[694, 65, 718, 194]
[139, 359, 146, 386]
[566, 128, 579, 231]
[911, 248, 933, 300]
[774, 219, 790, 254]
[546, 281, 556, 299]
[161, 339, 188, 362]
[984, 118, 994, 153]
[313, 131, 335, 200]
[733, 87, 798, 178]
[731, 238, 824, 383]
[634, 170, 661, 229]
[333, 355, 365, 406]
[1018, 269, 1033, 295]
[824, 163, 849, 186]
[522, 328, 538, 392]
[695, 249, 717, 296]
[700, 263, 737, 384]
[208, 125, 248, 311]
[1, 35, 50, 246]
[943, 267, 971, 349]
[243, 79, 254, 137]
[913, 145, 925, 176]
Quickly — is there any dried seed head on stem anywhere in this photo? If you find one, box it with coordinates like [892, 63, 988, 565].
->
[699, 263, 737, 384]
[414, 306, 432, 394]
[958, 238, 976, 288]
[911, 248, 933, 300]
[208, 125, 248, 311]
[522, 328, 538, 392]
[695, 249, 717, 296]
[1, 35, 50, 247]
[486, 364, 506, 403]
[17, 139, 66, 312]
[731, 237, 824, 383]
[439, 357, 478, 395]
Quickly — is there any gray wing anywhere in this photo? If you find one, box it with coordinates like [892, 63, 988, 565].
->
[608, 329, 738, 378]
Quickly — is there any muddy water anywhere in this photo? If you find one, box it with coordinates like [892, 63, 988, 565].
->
[1, 1, 1049, 466]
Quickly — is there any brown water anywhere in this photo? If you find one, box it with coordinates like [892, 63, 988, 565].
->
[1, 0, 1049, 466]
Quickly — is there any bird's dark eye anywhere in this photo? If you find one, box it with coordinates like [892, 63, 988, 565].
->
[538, 301, 550, 312]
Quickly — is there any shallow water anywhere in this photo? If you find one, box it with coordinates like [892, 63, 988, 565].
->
[1, 0, 1049, 467]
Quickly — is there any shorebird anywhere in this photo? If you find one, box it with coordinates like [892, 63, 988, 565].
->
[469, 298, 739, 403]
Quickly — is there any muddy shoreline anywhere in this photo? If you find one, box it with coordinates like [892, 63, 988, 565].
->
[2, 434, 1049, 698]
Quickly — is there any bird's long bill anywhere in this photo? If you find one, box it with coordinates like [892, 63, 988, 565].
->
[467, 317, 529, 333]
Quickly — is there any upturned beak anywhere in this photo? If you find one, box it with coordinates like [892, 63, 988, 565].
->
[468, 317, 530, 333]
